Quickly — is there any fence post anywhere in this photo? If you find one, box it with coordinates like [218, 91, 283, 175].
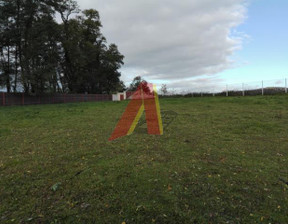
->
[226, 85, 228, 97]
[285, 78, 287, 94]
[262, 81, 264, 96]
[2, 92, 5, 106]
[22, 93, 25, 105]
[242, 83, 245, 96]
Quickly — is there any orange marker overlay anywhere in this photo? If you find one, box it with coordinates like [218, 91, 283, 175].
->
[109, 82, 163, 141]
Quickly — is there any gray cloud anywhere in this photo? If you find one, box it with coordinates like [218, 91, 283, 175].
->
[78, 0, 247, 85]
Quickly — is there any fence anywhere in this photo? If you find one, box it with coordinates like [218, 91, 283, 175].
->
[170, 78, 288, 97]
[0, 93, 112, 106]
[1, 78, 287, 106]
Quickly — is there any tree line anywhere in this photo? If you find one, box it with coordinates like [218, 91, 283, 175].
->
[0, 0, 125, 94]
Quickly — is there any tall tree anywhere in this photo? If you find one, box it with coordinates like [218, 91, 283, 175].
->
[0, 1, 16, 92]
[58, 9, 124, 93]
[0, 0, 125, 94]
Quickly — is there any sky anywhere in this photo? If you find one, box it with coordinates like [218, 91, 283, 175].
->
[77, 0, 287, 92]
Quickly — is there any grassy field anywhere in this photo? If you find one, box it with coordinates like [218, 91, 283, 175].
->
[0, 96, 288, 223]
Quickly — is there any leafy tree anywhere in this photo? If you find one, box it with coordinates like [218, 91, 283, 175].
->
[99, 44, 124, 93]
[0, 0, 60, 94]
[0, 0, 16, 92]
[58, 9, 124, 93]
[114, 81, 126, 93]
[161, 84, 168, 95]
[0, 0, 125, 94]
[128, 76, 146, 91]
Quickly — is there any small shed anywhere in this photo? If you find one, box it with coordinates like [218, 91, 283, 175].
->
[112, 92, 127, 101]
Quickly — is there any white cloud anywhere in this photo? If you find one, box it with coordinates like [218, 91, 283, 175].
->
[78, 0, 247, 87]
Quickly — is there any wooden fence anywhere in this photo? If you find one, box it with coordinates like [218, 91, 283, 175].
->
[0, 93, 112, 106]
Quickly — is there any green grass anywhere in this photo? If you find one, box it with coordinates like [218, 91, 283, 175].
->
[0, 96, 288, 223]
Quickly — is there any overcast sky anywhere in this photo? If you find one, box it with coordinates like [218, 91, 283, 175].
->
[77, 0, 287, 92]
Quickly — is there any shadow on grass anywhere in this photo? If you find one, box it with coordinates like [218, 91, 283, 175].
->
[135, 110, 178, 134]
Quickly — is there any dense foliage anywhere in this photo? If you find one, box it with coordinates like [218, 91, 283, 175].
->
[128, 76, 146, 91]
[0, 0, 125, 94]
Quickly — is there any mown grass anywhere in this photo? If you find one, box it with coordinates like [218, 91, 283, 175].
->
[0, 96, 288, 223]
